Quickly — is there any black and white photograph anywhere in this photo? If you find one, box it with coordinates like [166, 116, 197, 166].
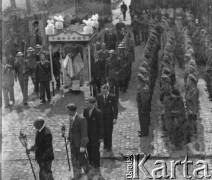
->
[1, 0, 212, 179]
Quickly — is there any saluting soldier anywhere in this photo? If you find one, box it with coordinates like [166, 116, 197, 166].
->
[83, 97, 104, 174]
[97, 84, 118, 152]
[105, 50, 122, 102]
[137, 73, 150, 137]
[26, 47, 39, 93]
[14, 52, 30, 106]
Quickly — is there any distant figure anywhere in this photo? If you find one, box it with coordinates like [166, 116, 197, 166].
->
[121, 2, 127, 21]
[32, 21, 42, 46]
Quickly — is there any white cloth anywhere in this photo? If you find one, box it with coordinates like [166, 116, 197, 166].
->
[73, 53, 84, 75]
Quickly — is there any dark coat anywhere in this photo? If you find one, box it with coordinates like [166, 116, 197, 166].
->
[97, 93, 118, 120]
[35, 126, 54, 163]
[68, 114, 89, 148]
[35, 60, 51, 82]
[83, 107, 104, 141]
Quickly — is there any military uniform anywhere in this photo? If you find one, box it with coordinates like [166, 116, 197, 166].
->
[14, 52, 30, 105]
[136, 74, 150, 136]
[2, 63, 15, 107]
[105, 51, 122, 101]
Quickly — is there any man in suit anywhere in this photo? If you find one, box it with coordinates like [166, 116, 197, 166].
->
[27, 117, 54, 180]
[67, 103, 89, 179]
[35, 51, 51, 104]
[97, 84, 118, 151]
[83, 97, 104, 174]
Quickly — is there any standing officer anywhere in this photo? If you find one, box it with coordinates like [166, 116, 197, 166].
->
[2, 57, 15, 108]
[14, 52, 30, 105]
[83, 97, 104, 174]
[105, 50, 122, 101]
[26, 47, 39, 93]
[27, 117, 54, 180]
[35, 52, 51, 104]
[97, 84, 118, 152]
[120, 2, 128, 21]
[67, 103, 89, 179]
[136, 74, 150, 137]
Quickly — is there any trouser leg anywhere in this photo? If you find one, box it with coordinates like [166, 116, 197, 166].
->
[23, 79, 29, 103]
[44, 81, 51, 101]
[114, 80, 119, 101]
[3, 86, 9, 106]
[8, 85, 15, 103]
[108, 79, 115, 95]
[40, 81, 46, 101]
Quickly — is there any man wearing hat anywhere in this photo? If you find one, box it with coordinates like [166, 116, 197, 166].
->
[83, 97, 104, 174]
[35, 51, 51, 104]
[136, 73, 150, 136]
[105, 50, 122, 101]
[35, 44, 43, 62]
[67, 103, 89, 179]
[14, 51, 30, 105]
[26, 47, 39, 93]
[27, 117, 54, 180]
[116, 19, 126, 43]
[97, 84, 118, 152]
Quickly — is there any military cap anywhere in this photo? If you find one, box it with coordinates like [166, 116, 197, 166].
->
[162, 67, 171, 75]
[109, 50, 116, 54]
[27, 47, 35, 52]
[139, 67, 147, 74]
[137, 73, 147, 82]
[16, 52, 24, 57]
[34, 117, 45, 126]
[188, 74, 197, 84]
[189, 59, 197, 68]
[36, 44, 42, 49]
[66, 103, 77, 111]
[161, 74, 171, 83]
[86, 97, 96, 104]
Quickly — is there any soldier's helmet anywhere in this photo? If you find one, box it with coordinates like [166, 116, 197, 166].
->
[109, 50, 116, 54]
[140, 61, 149, 71]
[36, 44, 42, 49]
[162, 67, 171, 75]
[161, 74, 171, 83]
[137, 73, 147, 83]
[16, 52, 24, 57]
[189, 59, 197, 68]
[27, 47, 35, 52]
[188, 65, 197, 74]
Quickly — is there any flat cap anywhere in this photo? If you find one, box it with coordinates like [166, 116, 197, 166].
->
[16, 52, 24, 57]
[86, 97, 96, 104]
[66, 103, 77, 111]
[36, 44, 42, 48]
[109, 50, 116, 54]
[27, 47, 35, 52]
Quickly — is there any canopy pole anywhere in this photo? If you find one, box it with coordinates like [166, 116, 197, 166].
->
[88, 44, 93, 97]
[49, 45, 55, 96]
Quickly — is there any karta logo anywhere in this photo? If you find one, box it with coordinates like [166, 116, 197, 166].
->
[126, 154, 211, 179]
